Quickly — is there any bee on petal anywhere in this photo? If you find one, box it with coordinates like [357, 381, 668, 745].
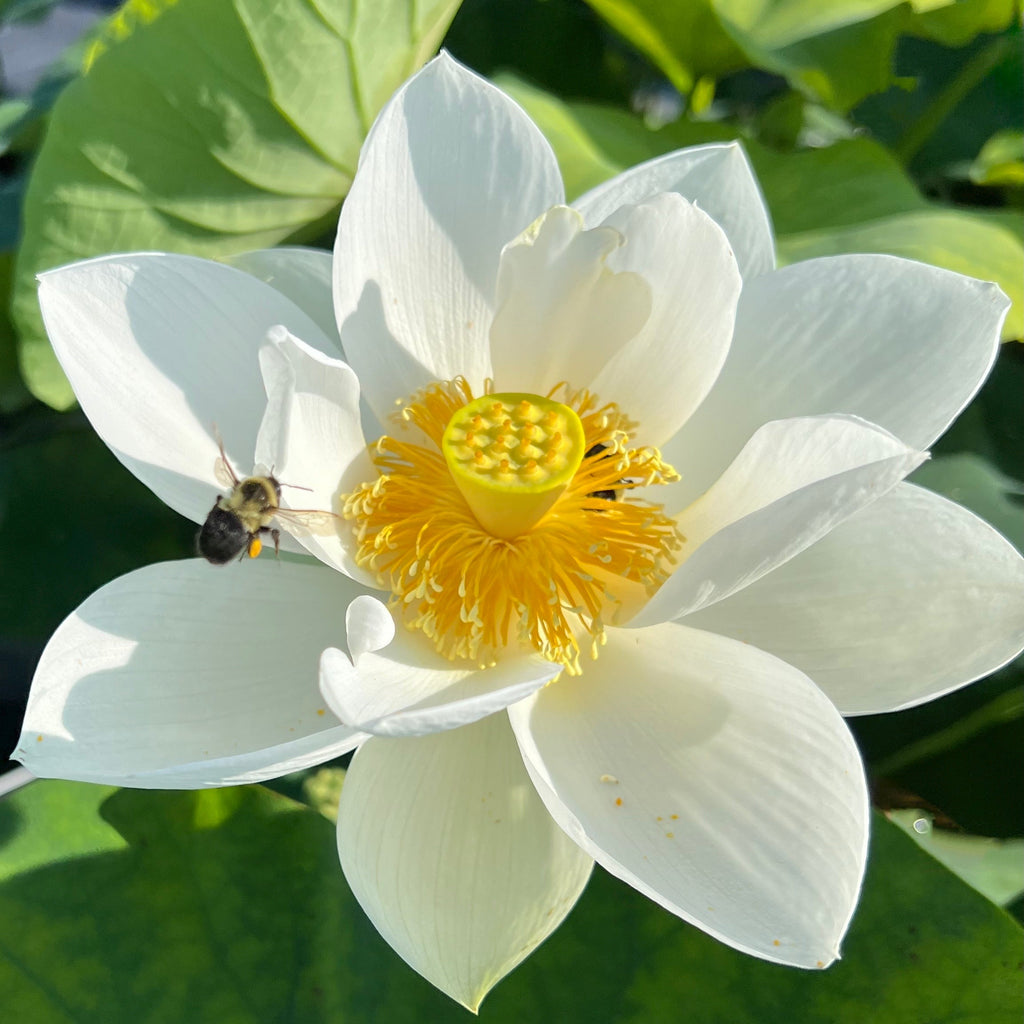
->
[198, 439, 337, 565]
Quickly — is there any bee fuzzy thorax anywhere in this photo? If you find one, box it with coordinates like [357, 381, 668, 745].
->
[221, 476, 281, 534]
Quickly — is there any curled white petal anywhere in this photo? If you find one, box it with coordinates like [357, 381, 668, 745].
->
[320, 615, 559, 737]
[345, 595, 396, 662]
[633, 415, 925, 626]
[255, 327, 374, 582]
[589, 193, 741, 446]
[574, 141, 775, 280]
[490, 205, 651, 394]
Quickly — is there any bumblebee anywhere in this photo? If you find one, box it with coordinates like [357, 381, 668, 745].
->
[585, 443, 621, 503]
[198, 441, 336, 565]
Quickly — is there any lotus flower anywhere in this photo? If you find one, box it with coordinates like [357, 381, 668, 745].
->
[16, 54, 1024, 1011]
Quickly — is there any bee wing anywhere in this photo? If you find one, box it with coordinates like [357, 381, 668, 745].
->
[275, 507, 340, 537]
[214, 455, 239, 490]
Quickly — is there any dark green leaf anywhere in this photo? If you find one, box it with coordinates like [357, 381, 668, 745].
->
[0, 245, 31, 413]
[498, 74, 732, 199]
[745, 135, 927, 232]
[855, 659, 1024, 838]
[1, 782, 1021, 1021]
[856, 29, 1023, 183]
[712, 0, 909, 111]
[444, 0, 633, 105]
[0, 414, 195, 640]
[581, 0, 749, 94]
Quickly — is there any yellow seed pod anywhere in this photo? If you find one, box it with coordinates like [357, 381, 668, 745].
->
[441, 392, 586, 539]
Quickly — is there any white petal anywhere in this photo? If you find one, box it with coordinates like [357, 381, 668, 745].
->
[38, 253, 337, 525]
[223, 247, 341, 352]
[489, 205, 652, 394]
[320, 606, 560, 737]
[345, 594, 396, 661]
[338, 714, 593, 1011]
[588, 194, 741, 445]
[14, 559, 370, 787]
[663, 254, 1009, 511]
[681, 483, 1024, 715]
[334, 54, 564, 422]
[509, 623, 868, 967]
[677, 414, 919, 551]
[255, 328, 374, 582]
[574, 142, 775, 280]
[633, 415, 925, 626]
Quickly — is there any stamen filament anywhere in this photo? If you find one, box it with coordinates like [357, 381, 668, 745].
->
[343, 378, 682, 671]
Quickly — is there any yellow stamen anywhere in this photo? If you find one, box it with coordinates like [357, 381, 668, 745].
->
[343, 378, 681, 672]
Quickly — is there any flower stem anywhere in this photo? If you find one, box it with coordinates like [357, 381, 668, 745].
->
[895, 36, 1012, 165]
[873, 687, 1023, 777]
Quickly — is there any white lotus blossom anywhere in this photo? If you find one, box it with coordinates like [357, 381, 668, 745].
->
[15, 54, 1024, 1011]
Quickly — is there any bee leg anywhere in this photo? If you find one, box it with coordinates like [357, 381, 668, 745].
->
[271, 528, 281, 557]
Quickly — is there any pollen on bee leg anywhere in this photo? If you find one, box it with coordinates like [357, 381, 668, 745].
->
[248, 537, 263, 558]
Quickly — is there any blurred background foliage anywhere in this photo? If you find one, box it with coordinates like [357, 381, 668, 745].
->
[0, 0, 1022, 1019]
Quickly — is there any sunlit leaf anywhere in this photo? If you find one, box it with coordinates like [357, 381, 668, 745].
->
[302, 767, 346, 822]
[582, 0, 920, 110]
[968, 128, 1024, 186]
[744, 135, 927, 232]
[0, 780, 122, 881]
[504, 73, 927, 225]
[887, 808, 1024, 907]
[580, 0, 748, 94]
[909, 0, 1019, 46]
[712, 0, 909, 110]
[12, 0, 462, 409]
[497, 74, 732, 199]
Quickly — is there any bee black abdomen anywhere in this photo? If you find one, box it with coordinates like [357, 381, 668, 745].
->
[584, 443, 620, 505]
[198, 505, 251, 565]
